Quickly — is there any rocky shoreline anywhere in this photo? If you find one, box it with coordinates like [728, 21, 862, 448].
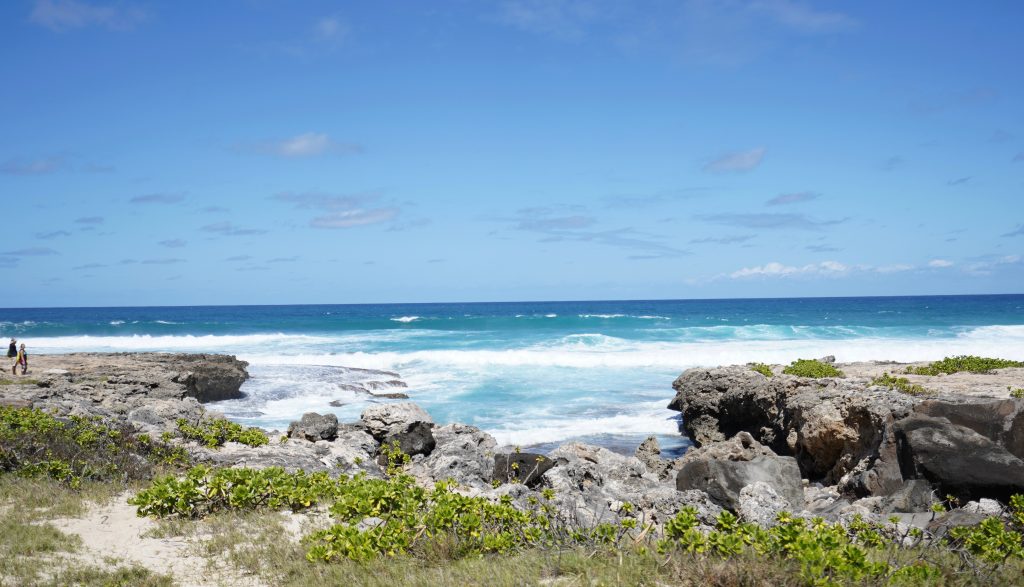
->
[4, 352, 1023, 535]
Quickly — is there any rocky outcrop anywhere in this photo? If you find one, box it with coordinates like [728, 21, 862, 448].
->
[360, 402, 436, 457]
[287, 412, 339, 442]
[409, 423, 496, 488]
[493, 452, 553, 487]
[675, 432, 804, 511]
[668, 362, 1024, 504]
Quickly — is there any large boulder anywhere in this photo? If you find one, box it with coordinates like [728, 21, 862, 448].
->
[287, 412, 339, 442]
[914, 399, 1024, 459]
[360, 402, 436, 457]
[895, 413, 1024, 501]
[410, 423, 497, 488]
[675, 433, 804, 512]
[493, 452, 553, 487]
[175, 354, 249, 402]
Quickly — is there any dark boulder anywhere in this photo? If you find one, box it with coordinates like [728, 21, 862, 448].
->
[895, 413, 1024, 502]
[361, 402, 436, 457]
[493, 452, 554, 487]
[675, 433, 804, 511]
[176, 354, 249, 402]
[287, 412, 339, 442]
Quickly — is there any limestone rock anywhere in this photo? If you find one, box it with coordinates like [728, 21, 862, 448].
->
[287, 412, 339, 442]
[360, 402, 436, 457]
[738, 481, 790, 527]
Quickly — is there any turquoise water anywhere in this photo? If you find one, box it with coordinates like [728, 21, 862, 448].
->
[3, 295, 1023, 454]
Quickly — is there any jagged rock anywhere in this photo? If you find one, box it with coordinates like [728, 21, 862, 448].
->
[361, 402, 436, 457]
[493, 452, 553, 487]
[927, 510, 989, 536]
[895, 413, 1024, 501]
[172, 354, 249, 402]
[369, 391, 410, 399]
[876, 480, 936, 513]
[738, 481, 790, 527]
[328, 400, 345, 407]
[962, 498, 1003, 516]
[635, 435, 676, 480]
[676, 433, 804, 511]
[287, 412, 339, 442]
[410, 424, 495, 488]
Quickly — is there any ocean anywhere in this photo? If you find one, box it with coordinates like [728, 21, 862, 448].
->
[3, 295, 1023, 456]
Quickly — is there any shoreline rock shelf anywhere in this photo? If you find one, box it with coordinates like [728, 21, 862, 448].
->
[3, 353, 1023, 535]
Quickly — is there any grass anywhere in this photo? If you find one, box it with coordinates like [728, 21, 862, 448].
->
[0, 475, 172, 586]
[0, 378, 40, 385]
[783, 359, 845, 379]
[749, 362, 773, 377]
[871, 373, 928, 396]
[907, 356, 1024, 376]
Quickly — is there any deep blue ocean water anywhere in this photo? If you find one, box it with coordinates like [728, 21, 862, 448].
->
[3, 295, 1023, 455]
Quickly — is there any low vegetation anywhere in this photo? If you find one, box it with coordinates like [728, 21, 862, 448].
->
[0, 406, 188, 488]
[750, 362, 774, 377]
[783, 359, 845, 379]
[125, 441, 1024, 586]
[871, 373, 927, 395]
[175, 416, 269, 448]
[1011, 387, 1024, 399]
[907, 355, 1024, 376]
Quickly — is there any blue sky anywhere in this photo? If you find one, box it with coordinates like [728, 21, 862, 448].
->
[2, 0, 1022, 307]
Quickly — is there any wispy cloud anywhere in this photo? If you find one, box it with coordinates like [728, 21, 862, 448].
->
[201, 206, 230, 213]
[75, 216, 104, 225]
[507, 207, 688, 258]
[224, 255, 252, 262]
[495, 0, 603, 41]
[749, 0, 858, 34]
[141, 258, 185, 265]
[703, 147, 766, 173]
[158, 239, 186, 248]
[3, 247, 59, 256]
[131, 193, 184, 204]
[244, 132, 362, 158]
[268, 256, 299, 263]
[72, 263, 106, 270]
[0, 156, 64, 175]
[688, 235, 754, 245]
[314, 15, 349, 43]
[1002, 224, 1024, 238]
[766, 191, 819, 206]
[881, 156, 904, 172]
[275, 191, 400, 229]
[1014, 153, 1024, 163]
[0, 257, 20, 268]
[201, 222, 268, 237]
[30, 0, 148, 32]
[36, 230, 71, 239]
[806, 244, 841, 253]
[601, 188, 708, 208]
[964, 254, 1022, 276]
[946, 177, 971, 186]
[927, 259, 954, 268]
[697, 212, 845, 230]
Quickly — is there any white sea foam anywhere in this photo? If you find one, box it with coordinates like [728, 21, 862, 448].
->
[390, 316, 420, 323]
[109, 320, 125, 326]
[25, 333, 333, 353]
[488, 408, 680, 447]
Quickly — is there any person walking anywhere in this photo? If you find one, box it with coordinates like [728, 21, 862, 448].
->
[12, 344, 25, 375]
[6, 339, 15, 358]
[18, 343, 27, 375]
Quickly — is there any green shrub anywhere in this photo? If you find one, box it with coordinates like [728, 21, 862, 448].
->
[1009, 387, 1024, 399]
[0, 407, 189, 488]
[782, 359, 844, 379]
[907, 355, 1024, 376]
[176, 417, 268, 449]
[749, 363, 773, 377]
[871, 373, 927, 395]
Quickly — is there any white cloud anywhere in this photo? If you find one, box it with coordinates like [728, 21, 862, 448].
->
[314, 16, 349, 41]
[310, 208, 399, 229]
[247, 133, 361, 158]
[730, 260, 848, 279]
[875, 264, 914, 274]
[703, 147, 766, 173]
[0, 156, 63, 175]
[30, 0, 148, 32]
[927, 259, 954, 268]
[766, 191, 819, 206]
